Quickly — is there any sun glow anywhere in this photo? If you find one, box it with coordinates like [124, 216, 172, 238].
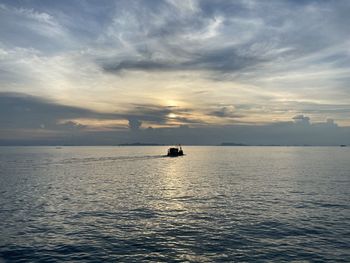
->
[163, 99, 181, 107]
[168, 113, 177, 118]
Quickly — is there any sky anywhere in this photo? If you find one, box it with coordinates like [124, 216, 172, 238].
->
[1, 0, 350, 145]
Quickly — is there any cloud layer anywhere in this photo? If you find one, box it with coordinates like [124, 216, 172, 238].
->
[1, 0, 350, 144]
[0, 92, 348, 146]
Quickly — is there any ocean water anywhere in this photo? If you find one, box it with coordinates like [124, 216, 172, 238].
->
[0, 146, 349, 262]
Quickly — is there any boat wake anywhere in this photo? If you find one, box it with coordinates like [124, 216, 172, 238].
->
[10, 155, 169, 168]
[57, 155, 167, 164]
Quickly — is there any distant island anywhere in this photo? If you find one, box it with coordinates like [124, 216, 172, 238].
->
[117, 142, 349, 147]
[218, 143, 332, 146]
[220, 142, 248, 146]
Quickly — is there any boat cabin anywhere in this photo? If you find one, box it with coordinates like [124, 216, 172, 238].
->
[167, 145, 184, 157]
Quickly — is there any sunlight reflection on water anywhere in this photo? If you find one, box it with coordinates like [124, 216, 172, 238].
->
[0, 146, 349, 262]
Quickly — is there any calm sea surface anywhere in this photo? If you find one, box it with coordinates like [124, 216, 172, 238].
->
[0, 146, 349, 262]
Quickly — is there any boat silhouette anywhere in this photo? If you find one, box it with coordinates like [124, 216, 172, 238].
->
[167, 145, 184, 157]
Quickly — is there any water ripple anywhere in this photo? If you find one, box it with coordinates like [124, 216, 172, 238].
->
[0, 146, 349, 262]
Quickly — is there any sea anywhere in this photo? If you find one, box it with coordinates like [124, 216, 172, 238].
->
[0, 146, 349, 262]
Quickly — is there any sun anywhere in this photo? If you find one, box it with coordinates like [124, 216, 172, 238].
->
[168, 113, 177, 118]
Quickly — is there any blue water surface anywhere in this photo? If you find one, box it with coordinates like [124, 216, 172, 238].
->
[0, 146, 349, 262]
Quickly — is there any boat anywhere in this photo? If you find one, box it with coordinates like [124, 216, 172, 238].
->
[167, 145, 184, 157]
[340, 145, 347, 147]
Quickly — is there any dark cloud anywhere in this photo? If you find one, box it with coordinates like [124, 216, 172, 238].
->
[2, 117, 349, 146]
[98, 0, 350, 76]
[101, 47, 265, 74]
[292, 114, 310, 125]
[0, 92, 121, 130]
[128, 118, 142, 130]
[102, 60, 171, 73]
[123, 104, 172, 124]
[209, 106, 244, 119]
[0, 92, 349, 146]
[0, 93, 205, 133]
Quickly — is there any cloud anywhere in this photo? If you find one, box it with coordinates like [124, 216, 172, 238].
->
[101, 46, 265, 74]
[0, 92, 120, 130]
[128, 118, 142, 130]
[102, 60, 170, 73]
[122, 104, 173, 124]
[59, 120, 86, 130]
[0, 0, 350, 130]
[121, 104, 206, 127]
[292, 114, 310, 124]
[0, 92, 205, 133]
[0, 92, 349, 145]
[209, 105, 243, 118]
[0, 3, 70, 52]
[326, 118, 335, 125]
